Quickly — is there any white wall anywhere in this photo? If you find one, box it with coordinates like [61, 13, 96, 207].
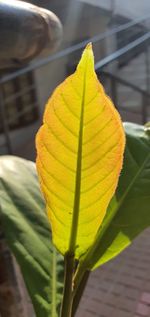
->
[77, 0, 150, 19]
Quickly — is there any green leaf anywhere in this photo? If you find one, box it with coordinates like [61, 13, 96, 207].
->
[0, 156, 64, 317]
[75, 122, 150, 279]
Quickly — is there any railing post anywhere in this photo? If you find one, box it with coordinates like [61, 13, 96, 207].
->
[0, 86, 13, 154]
[110, 76, 118, 109]
[142, 93, 147, 124]
[145, 46, 150, 93]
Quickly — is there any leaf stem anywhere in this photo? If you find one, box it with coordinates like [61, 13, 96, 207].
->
[60, 253, 75, 317]
[73, 262, 86, 297]
[52, 247, 57, 316]
[72, 270, 90, 316]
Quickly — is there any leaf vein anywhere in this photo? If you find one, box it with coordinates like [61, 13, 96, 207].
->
[83, 117, 112, 145]
[83, 142, 118, 172]
[86, 91, 99, 106]
[41, 140, 75, 173]
[44, 122, 76, 155]
[47, 205, 68, 228]
[37, 156, 74, 194]
[53, 106, 78, 138]
[60, 92, 79, 119]
[81, 181, 115, 211]
[83, 128, 118, 158]
[82, 161, 120, 194]
[40, 173, 72, 209]
[84, 106, 105, 126]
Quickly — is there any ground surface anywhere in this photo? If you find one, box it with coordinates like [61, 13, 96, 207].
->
[77, 228, 150, 317]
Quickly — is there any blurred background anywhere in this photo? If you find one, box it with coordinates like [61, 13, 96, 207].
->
[0, 0, 150, 160]
[0, 1, 150, 317]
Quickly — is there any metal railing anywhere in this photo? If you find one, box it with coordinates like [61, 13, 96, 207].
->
[99, 71, 150, 123]
[0, 13, 150, 85]
[95, 32, 150, 69]
[0, 14, 150, 155]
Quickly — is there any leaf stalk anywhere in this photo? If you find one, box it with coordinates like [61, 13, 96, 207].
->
[60, 253, 75, 317]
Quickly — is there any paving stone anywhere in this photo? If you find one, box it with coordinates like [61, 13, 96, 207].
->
[99, 303, 115, 316]
[141, 292, 150, 304]
[117, 297, 137, 312]
[136, 303, 150, 316]
[112, 309, 133, 317]
[124, 287, 140, 300]
[78, 311, 96, 317]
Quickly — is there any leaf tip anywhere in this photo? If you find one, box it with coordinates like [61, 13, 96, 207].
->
[83, 42, 93, 58]
[86, 42, 92, 50]
[77, 42, 94, 73]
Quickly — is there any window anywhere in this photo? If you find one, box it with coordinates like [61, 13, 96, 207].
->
[0, 72, 39, 133]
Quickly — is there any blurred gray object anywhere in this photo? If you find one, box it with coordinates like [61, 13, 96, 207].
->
[0, 0, 63, 70]
[0, 222, 35, 317]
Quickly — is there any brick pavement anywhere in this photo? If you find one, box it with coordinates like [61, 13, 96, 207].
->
[77, 228, 150, 317]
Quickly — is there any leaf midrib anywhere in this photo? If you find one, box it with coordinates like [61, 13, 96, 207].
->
[68, 61, 88, 254]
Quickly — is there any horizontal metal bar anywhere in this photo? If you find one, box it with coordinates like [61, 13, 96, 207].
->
[95, 32, 150, 70]
[0, 14, 150, 85]
[142, 94, 148, 123]
[119, 108, 142, 114]
[100, 71, 150, 97]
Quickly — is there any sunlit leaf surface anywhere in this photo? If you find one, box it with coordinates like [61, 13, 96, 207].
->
[36, 44, 125, 258]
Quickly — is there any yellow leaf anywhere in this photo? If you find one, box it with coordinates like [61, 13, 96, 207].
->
[36, 43, 125, 258]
